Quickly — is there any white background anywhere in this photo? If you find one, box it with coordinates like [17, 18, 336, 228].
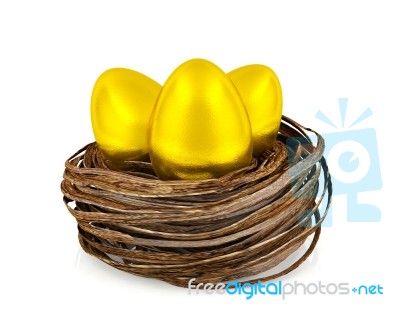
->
[1, 0, 398, 324]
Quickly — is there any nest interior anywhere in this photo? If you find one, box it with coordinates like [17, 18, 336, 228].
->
[61, 116, 332, 287]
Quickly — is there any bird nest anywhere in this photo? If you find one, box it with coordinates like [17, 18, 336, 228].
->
[61, 116, 332, 287]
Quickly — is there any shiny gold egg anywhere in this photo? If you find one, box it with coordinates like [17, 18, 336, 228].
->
[148, 59, 253, 180]
[91, 68, 161, 169]
[228, 64, 282, 157]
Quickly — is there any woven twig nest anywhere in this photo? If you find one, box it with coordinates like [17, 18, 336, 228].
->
[61, 116, 331, 287]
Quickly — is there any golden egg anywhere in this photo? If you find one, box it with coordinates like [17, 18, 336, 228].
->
[148, 59, 253, 180]
[91, 68, 161, 169]
[228, 64, 282, 157]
